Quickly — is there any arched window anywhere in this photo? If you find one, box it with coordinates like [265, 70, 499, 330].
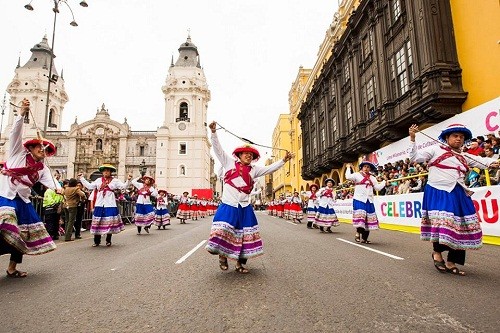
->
[180, 165, 186, 175]
[96, 139, 103, 151]
[48, 108, 57, 128]
[179, 102, 188, 119]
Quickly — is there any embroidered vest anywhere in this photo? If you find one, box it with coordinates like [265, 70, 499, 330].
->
[356, 173, 374, 188]
[224, 162, 254, 194]
[322, 188, 334, 198]
[1, 154, 44, 187]
[428, 147, 468, 176]
[138, 186, 151, 199]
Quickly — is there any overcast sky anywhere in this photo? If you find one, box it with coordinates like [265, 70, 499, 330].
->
[1, 0, 338, 161]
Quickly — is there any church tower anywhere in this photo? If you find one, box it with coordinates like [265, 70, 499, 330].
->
[156, 35, 212, 195]
[1, 35, 68, 159]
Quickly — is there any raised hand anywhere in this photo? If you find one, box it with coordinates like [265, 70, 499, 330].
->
[409, 124, 419, 142]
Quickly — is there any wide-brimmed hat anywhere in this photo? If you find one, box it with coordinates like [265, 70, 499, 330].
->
[309, 183, 319, 191]
[233, 145, 260, 161]
[23, 138, 56, 157]
[157, 189, 167, 195]
[438, 123, 473, 143]
[324, 178, 335, 186]
[359, 161, 377, 172]
[98, 164, 116, 172]
[142, 176, 155, 184]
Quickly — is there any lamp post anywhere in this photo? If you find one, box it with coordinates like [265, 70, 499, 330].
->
[140, 159, 147, 177]
[24, 0, 88, 135]
[0, 93, 6, 140]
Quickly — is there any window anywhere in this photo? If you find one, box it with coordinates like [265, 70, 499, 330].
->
[96, 139, 103, 151]
[179, 142, 187, 155]
[392, 0, 401, 22]
[395, 46, 409, 95]
[139, 146, 145, 156]
[362, 30, 374, 59]
[330, 77, 336, 100]
[180, 165, 186, 175]
[365, 76, 376, 118]
[345, 100, 353, 131]
[407, 40, 413, 80]
[343, 62, 350, 84]
[320, 127, 326, 151]
[332, 115, 337, 141]
[177, 102, 189, 122]
[312, 136, 317, 156]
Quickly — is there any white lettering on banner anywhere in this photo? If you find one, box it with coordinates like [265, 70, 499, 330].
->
[332, 186, 500, 237]
[371, 97, 500, 165]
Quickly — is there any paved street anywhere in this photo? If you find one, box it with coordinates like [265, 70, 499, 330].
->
[1, 212, 499, 333]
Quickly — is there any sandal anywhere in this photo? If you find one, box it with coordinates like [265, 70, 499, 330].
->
[106, 242, 112, 247]
[6, 270, 28, 278]
[326, 228, 333, 233]
[219, 259, 228, 271]
[235, 266, 249, 274]
[355, 233, 361, 242]
[92, 243, 100, 247]
[446, 266, 466, 276]
[432, 253, 447, 273]
[360, 239, 371, 244]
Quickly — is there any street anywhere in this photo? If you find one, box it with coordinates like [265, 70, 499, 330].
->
[1, 212, 499, 333]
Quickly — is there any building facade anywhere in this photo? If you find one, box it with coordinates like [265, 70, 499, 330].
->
[298, 0, 468, 183]
[1, 35, 214, 196]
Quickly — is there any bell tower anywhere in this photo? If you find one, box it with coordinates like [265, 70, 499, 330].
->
[156, 35, 212, 194]
[4, 35, 68, 141]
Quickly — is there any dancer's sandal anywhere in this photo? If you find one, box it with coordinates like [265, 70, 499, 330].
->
[106, 242, 112, 247]
[432, 253, 447, 273]
[219, 257, 228, 271]
[355, 233, 361, 242]
[235, 266, 249, 274]
[6, 270, 27, 278]
[446, 266, 466, 276]
[360, 239, 371, 244]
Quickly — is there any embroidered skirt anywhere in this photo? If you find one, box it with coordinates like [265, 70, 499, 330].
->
[154, 208, 171, 226]
[134, 203, 155, 227]
[0, 196, 56, 255]
[205, 203, 263, 260]
[307, 206, 318, 223]
[421, 184, 482, 250]
[352, 199, 379, 230]
[315, 205, 340, 227]
[91, 206, 125, 235]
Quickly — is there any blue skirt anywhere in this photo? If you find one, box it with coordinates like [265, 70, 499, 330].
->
[205, 203, 263, 260]
[421, 184, 482, 250]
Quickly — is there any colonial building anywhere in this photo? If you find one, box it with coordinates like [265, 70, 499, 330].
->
[0, 35, 214, 196]
[298, 0, 468, 183]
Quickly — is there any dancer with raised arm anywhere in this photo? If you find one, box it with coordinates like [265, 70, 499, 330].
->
[205, 121, 293, 273]
[409, 124, 499, 275]
[0, 99, 59, 278]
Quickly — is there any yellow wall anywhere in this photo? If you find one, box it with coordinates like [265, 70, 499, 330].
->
[272, 114, 292, 196]
[450, 0, 500, 110]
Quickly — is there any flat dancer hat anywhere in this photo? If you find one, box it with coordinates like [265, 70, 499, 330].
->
[438, 124, 473, 143]
[324, 178, 335, 185]
[98, 164, 117, 172]
[142, 176, 155, 184]
[309, 183, 319, 191]
[23, 138, 56, 157]
[157, 189, 167, 195]
[233, 145, 260, 161]
[359, 161, 377, 172]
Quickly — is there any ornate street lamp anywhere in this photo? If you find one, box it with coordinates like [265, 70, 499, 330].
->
[140, 159, 147, 177]
[24, 0, 88, 134]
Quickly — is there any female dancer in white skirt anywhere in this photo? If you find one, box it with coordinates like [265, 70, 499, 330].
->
[289, 191, 303, 223]
[131, 175, 158, 234]
[304, 184, 319, 229]
[79, 165, 131, 246]
[205, 121, 293, 273]
[176, 192, 191, 224]
[345, 162, 386, 244]
[315, 178, 340, 233]
[409, 123, 498, 275]
[154, 189, 171, 229]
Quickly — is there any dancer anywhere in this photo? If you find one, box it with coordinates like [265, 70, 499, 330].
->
[78, 165, 131, 247]
[409, 124, 498, 275]
[345, 162, 386, 244]
[205, 121, 293, 273]
[131, 175, 158, 234]
[0, 99, 58, 278]
[315, 178, 340, 233]
[289, 191, 303, 223]
[154, 189, 171, 229]
[304, 184, 319, 229]
[176, 191, 191, 224]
